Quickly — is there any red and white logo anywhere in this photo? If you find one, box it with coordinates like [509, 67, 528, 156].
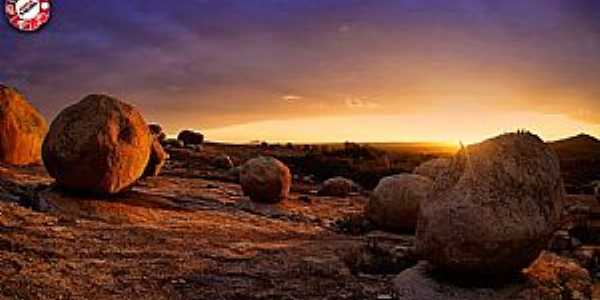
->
[5, 0, 51, 32]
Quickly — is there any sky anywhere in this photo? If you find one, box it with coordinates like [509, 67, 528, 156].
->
[1, 0, 600, 144]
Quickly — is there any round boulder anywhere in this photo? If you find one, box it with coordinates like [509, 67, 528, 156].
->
[177, 130, 204, 145]
[416, 132, 565, 275]
[366, 174, 432, 233]
[0, 85, 48, 165]
[240, 156, 291, 203]
[42, 94, 152, 194]
[317, 177, 360, 197]
[413, 158, 451, 180]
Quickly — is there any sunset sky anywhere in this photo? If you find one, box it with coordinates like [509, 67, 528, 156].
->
[1, 0, 600, 144]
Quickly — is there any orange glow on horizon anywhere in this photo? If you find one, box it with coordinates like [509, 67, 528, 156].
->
[185, 111, 600, 145]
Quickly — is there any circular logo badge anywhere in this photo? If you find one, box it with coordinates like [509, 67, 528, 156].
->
[5, 0, 51, 32]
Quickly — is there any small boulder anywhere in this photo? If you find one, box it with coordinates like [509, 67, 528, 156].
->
[417, 132, 565, 275]
[317, 177, 361, 197]
[213, 154, 234, 169]
[42, 94, 152, 194]
[177, 130, 204, 145]
[240, 156, 291, 203]
[366, 174, 432, 233]
[148, 123, 166, 142]
[413, 158, 451, 180]
[0, 85, 48, 165]
[143, 139, 168, 177]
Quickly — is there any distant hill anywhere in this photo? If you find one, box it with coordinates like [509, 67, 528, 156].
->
[549, 134, 600, 157]
[548, 134, 600, 194]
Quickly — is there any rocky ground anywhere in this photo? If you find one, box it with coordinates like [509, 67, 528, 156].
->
[0, 144, 598, 299]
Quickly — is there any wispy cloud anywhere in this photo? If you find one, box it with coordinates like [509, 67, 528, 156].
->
[345, 98, 381, 109]
[282, 95, 303, 101]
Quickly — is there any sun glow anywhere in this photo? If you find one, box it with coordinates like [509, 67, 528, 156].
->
[199, 111, 600, 145]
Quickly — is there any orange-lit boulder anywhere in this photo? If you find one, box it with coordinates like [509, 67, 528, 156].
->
[42, 94, 151, 194]
[417, 132, 565, 275]
[0, 85, 48, 165]
[240, 156, 291, 203]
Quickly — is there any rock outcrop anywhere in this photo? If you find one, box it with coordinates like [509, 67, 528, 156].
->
[413, 158, 451, 180]
[177, 130, 204, 146]
[317, 177, 360, 197]
[521, 252, 592, 300]
[367, 174, 432, 232]
[240, 156, 291, 203]
[42, 94, 152, 194]
[0, 85, 48, 165]
[416, 132, 565, 275]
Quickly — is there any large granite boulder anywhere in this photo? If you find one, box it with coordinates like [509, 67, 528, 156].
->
[366, 174, 432, 232]
[417, 132, 565, 275]
[42, 94, 152, 194]
[413, 158, 451, 180]
[317, 177, 361, 197]
[240, 156, 291, 203]
[0, 85, 48, 165]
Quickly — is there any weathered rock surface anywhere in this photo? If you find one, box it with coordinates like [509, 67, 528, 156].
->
[317, 177, 360, 197]
[143, 139, 168, 177]
[240, 156, 291, 203]
[521, 252, 592, 300]
[0, 85, 48, 165]
[42, 94, 151, 194]
[177, 130, 204, 145]
[366, 174, 432, 232]
[417, 132, 565, 275]
[0, 158, 377, 300]
[413, 157, 451, 180]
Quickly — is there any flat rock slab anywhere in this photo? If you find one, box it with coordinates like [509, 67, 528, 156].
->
[393, 262, 526, 300]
